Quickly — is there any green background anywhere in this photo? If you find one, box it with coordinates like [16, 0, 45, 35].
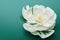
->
[0, 0, 60, 40]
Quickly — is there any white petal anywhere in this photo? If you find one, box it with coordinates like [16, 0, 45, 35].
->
[43, 20, 55, 27]
[46, 7, 57, 21]
[22, 7, 33, 20]
[42, 7, 57, 27]
[42, 7, 57, 25]
[31, 31, 39, 35]
[27, 15, 37, 23]
[26, 5, 30, 10]
[23, 23, 37, 32]
[32, 25, 50, 31]
[33, 5, 45, 16]
[47, 23, 55, 30]
[23, 23, 51, 32]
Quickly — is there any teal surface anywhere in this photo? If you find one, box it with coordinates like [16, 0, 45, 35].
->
[0, 0, 60, 40]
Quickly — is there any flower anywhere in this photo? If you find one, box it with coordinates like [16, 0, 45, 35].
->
[22, 5, 57, 39]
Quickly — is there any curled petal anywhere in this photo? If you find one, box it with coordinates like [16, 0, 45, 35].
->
[23, 23, 37, 32]
[38, 30, 55, 39]
[22, 6, 33, 21]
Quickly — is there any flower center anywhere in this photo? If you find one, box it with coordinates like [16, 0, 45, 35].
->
[36, 15, 44, 23]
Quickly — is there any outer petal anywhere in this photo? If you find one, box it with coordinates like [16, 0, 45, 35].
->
[26, 5, 30, 10]
[23, 23, 52, 32]
[38, 30, 55, 39]
[33, 5, 45, 16]
[32, 24, 51, 31]
[22, 5, 37, 23]
[48, 23, 55, 30]
[42, 7, 57, 27]
[23, 23, 37, 32]
[22, 5, 33, 21]
[42, 20, 55, 27]
[46, 7, 57, 21]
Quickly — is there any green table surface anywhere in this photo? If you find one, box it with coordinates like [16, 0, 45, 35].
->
[0, 0, 60, 40]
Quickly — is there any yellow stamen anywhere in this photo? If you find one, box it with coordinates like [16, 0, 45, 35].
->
[36, 15, 44, 23]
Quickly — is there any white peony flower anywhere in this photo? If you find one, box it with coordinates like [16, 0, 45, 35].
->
[22, 5, 57, 39]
